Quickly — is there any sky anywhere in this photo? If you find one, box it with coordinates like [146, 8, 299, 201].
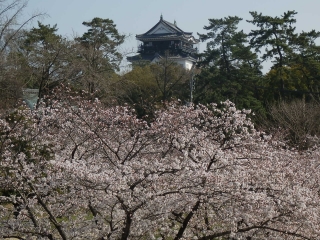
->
[23, 0, 320, 72]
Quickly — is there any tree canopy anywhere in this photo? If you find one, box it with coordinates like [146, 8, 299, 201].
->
[195, 16, 264, 114]
[1, 89, 320, 239]
[76, 17, 125, 72]
[248, 10, 320, 101]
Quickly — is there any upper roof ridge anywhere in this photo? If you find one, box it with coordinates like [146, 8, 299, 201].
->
[135, 16, 199, 44]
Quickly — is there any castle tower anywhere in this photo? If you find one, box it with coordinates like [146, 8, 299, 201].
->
[127, 15, 199, 70]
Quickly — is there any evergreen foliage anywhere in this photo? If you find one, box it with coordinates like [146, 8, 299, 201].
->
[196, 16, 264, 114]
[248, 11, 320, 102]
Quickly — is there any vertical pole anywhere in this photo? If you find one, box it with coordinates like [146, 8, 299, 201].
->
[190, 71, 194, 103]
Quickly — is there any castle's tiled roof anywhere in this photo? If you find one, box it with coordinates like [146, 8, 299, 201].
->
[127, 52, 197, 63]
[136, 16, 199, 43]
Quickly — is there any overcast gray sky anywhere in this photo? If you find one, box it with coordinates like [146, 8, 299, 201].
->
[25, 0, 320, 71]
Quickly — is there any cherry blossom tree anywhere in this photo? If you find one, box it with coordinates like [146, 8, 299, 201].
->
[1, 87, 320, 239]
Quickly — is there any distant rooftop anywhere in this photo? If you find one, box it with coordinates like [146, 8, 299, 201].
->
[136, 15, 199, 44]
[22, 88, 39, 109]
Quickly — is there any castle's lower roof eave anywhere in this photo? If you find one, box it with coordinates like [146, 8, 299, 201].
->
[127, 54, 155, 62]
[127, 53, 198, 63]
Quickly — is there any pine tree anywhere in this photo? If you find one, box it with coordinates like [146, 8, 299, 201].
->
[75, 18, 125, 94]
[195, 16, 263, 114]
[248, 11, 320, 101]
[21, 22, 72, 101]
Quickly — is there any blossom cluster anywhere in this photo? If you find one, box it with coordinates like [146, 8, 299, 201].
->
[0, 93, 319, 239]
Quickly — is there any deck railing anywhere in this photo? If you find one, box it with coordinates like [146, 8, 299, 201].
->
[138, 45, 198, 55]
